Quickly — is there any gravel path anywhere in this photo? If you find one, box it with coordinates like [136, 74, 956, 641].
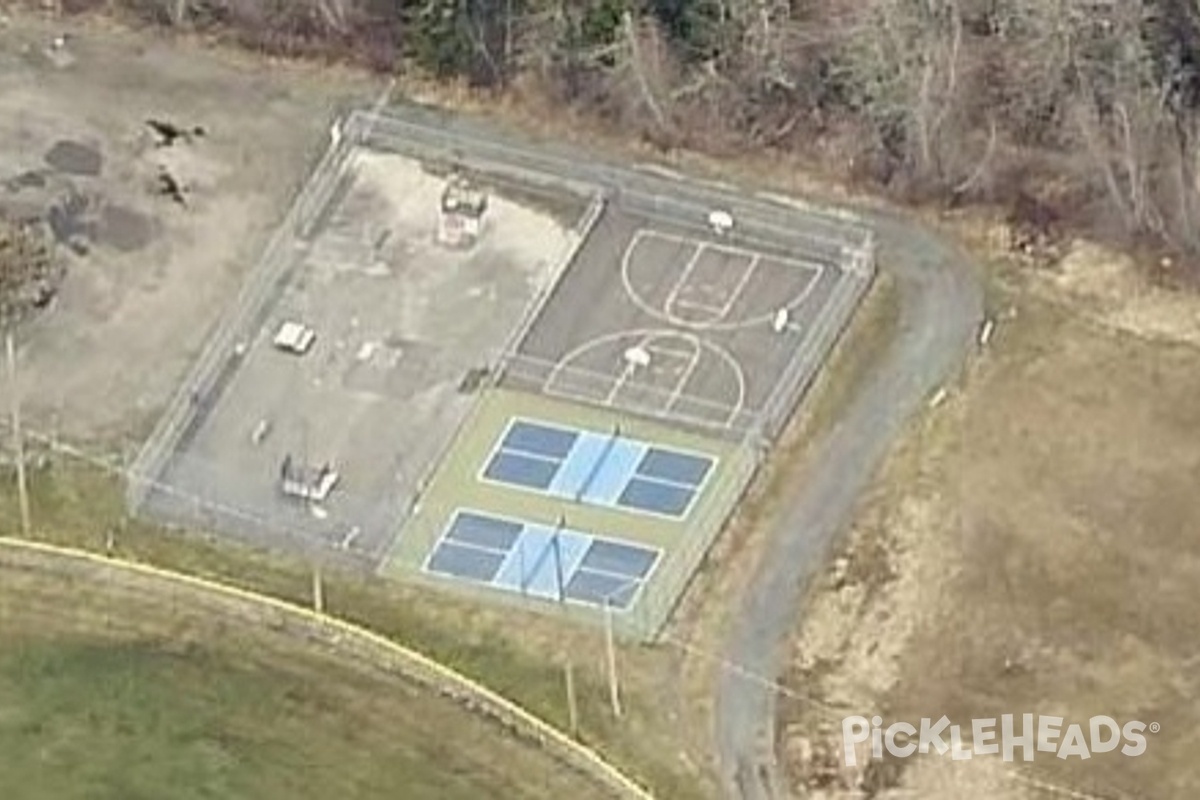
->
[714, 212, 984, 799]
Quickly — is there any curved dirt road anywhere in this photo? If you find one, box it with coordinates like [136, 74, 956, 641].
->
[715, 212, 984, 799]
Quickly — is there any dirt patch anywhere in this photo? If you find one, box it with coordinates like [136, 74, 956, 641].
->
[43, 138, 102, 176]
[96, 202, 154, 251]
[0, 12, 382, 440]
[779, 277, 1200, 797]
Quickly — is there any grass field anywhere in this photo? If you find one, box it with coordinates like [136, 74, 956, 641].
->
[0, 458, 714, 799]
[0, 554, 625, 800]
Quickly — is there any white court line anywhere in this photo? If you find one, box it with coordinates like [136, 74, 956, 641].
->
[666, 340, 702, 413]
[665, 247, 758, 325]
[615, 332, 703, 417]
[645, 229, 815, 271]
[644, 343, 697, 360]
[603, 361, 637, 405]
[714, 254, 759, 319]
[623, 228, 828, 332]
[671, 298, 725, 316]
[607, 333, 696, 407]
[662, 245, 706, 319]
[542, 327, 747, 427]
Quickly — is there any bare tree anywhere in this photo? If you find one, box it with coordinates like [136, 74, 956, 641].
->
[0, 216, 61, 536]
[834, 0, 969, 187]
[620, 10, 672, 134]
[1064, 2, 1172, 238]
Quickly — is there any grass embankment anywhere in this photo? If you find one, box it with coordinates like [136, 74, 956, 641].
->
[0, 462, 705, 798]
[0, 565, 616, 800]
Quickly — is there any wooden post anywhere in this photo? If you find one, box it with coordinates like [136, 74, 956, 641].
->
[563, 659, 579, 739]
[312, 565, 324, 614]
[605, 599, 623, 718]
[6, 331, 30, 536]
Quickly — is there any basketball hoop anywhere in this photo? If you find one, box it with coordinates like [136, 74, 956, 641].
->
[708, 210, 734, 236]
[624, 345, 651, 368]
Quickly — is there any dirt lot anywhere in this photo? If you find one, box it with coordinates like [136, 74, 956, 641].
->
[779, 243, 1200, 798]
[0, 12, 382, 441]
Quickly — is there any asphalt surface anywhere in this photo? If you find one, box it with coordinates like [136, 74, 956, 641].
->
[714, 213, 984, 798]
[508, 201, 851, 435]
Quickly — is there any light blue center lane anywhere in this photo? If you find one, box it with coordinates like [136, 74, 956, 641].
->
[492, 525, 592, 599]
[425, 510, 663, 610]
[483, 416, 717, 519]
[580, 439, 645, 505]
[549, 432, 609, 497]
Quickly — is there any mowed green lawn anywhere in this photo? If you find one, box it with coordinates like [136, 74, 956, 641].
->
[0, 573, 617, 800]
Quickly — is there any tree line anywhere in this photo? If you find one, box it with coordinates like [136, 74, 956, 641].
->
[58, 0, 1200, 263]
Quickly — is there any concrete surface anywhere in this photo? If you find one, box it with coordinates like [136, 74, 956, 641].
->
[146, 150, 574, 562]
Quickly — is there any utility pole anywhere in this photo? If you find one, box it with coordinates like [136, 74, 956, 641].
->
[0, 216, 60, 537]
[6, 331, 30, 536]
[604, 596, 622, 718]
[554, 513, 579, 737]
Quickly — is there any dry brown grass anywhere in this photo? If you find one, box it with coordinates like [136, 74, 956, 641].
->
[779, 258, 1200, 798]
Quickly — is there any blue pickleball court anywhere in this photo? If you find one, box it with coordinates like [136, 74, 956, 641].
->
[478, 418, 716, 518]
[423, 509, 662, 610]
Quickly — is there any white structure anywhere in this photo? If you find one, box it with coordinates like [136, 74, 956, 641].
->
[772, 307, 790, 333]
[624, 345, 651, 368]
[437, 174, 488, 248]
[280, 455, 340, 502]
[250, 419, 272, 445]
[273, 321, 316, 354]
[708, 210, 734, 236]
[978, 318, 996, 347]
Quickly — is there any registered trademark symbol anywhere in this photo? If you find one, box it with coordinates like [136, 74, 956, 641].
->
[1150, 722, 1161, 734]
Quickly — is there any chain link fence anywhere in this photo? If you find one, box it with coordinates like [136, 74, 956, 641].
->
[126, 122, 358, 515]
[122, 106, 876, 643]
